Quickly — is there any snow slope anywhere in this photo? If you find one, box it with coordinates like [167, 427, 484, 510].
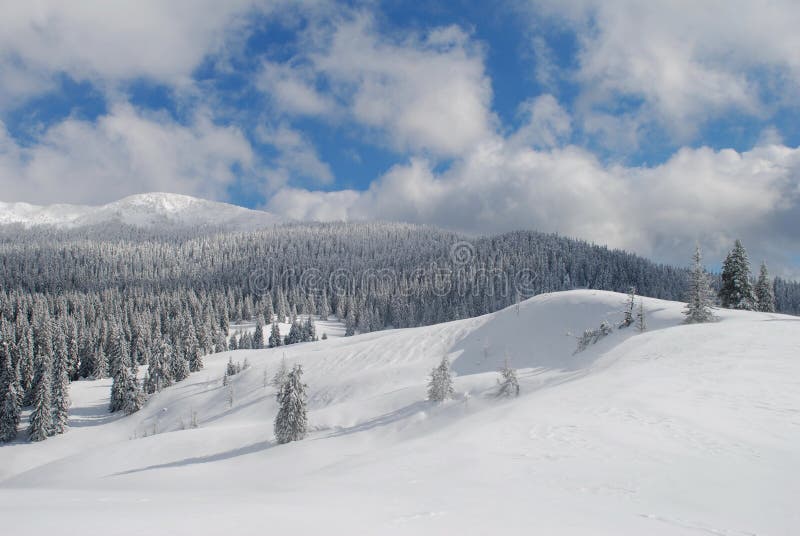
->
[0, 290, 798, 535]
[0, 192, 281, 229]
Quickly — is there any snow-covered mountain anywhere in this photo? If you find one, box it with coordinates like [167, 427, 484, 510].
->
[1, 290, 797, 535]
[0, 192, 281, 230]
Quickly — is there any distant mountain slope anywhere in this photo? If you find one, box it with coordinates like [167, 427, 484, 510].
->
[0, 192, 281, 230]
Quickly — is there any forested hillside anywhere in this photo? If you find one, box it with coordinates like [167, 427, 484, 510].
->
[0, 222, 796, 408]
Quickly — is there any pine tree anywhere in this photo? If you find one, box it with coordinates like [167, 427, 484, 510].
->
[495, 359, 519, 397]
[636, 299, 647, 332]
[51, 344, 71, 435]
[122, 368, 144, 415]
[268, 321, 282, 348]
[108, 330, 128, 413]
[144, 340, 172, 394]
[620, 287, 636, 328]
[719, 240, 755, 310]
[684, 245, 716, 324]
[274, 364, 307, 444]
[27, 355, 52, 441]
[754, 262, 776, 313]
[253, 316, 265, 350]
[427, 355, 454, 402]
[0, 342, 22, 442]
[170, 344, 190, 383]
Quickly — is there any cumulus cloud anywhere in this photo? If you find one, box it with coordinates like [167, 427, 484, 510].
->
[267, 134, 800, 275]
[257, 60, 336, 117]
[0, 0, 274, 105]
[0, 103, 254, 205]
[257, 14, 495, 158]
[525, 0, 800, 141]
[257, 124, 334, 187]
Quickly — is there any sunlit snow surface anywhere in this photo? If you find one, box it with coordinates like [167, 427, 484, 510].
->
[1, 290, 798, 535]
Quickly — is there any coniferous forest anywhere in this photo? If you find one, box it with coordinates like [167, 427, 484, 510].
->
[0, 221, 798, 441]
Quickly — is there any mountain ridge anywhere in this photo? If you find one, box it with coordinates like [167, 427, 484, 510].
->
[0, 192, 281, 230]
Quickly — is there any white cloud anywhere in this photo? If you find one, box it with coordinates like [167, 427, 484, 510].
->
[262, 14, 495, 158]
[0, 103, 254, 205]
[0, 0, 271, 102]
[257, 124, 334, 186]
[525, 0, 800, 141]
[267, 134, 800, 275]
[510, 95, 571, 149]
[257, 60, 336, 117]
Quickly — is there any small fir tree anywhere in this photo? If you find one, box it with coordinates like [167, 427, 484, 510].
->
[636, 299, 647, 332]
[684, 245, 716, 324]
[495, 359, 520, 397]
[274, 364, 308, 444]
[0, 344, 22, 442]
[719, 240, 755, 310]
[754, 261, 776, 313]
[268, 321, 282, 348]
[28, 355, 52, 441]
[51, 347, 71, 435]
[427, 355, 455, 403]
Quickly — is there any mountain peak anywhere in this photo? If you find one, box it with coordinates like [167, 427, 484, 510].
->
[0, 192, 281, 230]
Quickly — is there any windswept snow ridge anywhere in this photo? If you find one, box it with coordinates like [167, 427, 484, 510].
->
[0, 290, 798, 535]
[0, 192, 280, 229]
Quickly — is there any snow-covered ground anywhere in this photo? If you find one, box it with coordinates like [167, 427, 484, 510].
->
[1, 290, 798, 535]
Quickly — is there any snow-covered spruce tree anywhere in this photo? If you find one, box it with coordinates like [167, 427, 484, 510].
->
[51, 344, 71, 435]
[495, 359, 520, 398]
[187, 342, 203, 373]
[253, 316, 265, 350]
[169, 344, 190, 383]
[93, 344, 108, 379]
[0, 342, 22, 442]
[271, 356, 288, 389]
[427, 355, 455, 403]
[719, 239, 755, 310]
[108, 329, 129, 413]
[27, 355, 52, 441]
[636, 300, 647, 332]
[620, 287, 636, 328]
[755, 262, 776, 313]
[684, 245, 716, 324]
[268, 321, 282, 348]
[274, 364, 307, 444]
[144, 340, 173, 394]
[122, 367, 144, 415]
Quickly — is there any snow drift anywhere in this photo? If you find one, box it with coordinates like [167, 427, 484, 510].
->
[0, 290, 797, 535]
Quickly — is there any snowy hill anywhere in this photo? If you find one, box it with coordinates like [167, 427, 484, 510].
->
[0, 290, 798, 535]
[0, 192, 280, 229]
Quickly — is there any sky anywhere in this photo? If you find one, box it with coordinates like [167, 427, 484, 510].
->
[1, 0, 799, 276]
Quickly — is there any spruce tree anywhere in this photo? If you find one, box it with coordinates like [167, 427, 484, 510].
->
[684, 245, 716, 324]
[268, 322, 282, 348]
[754, 262, 776, 313]
[0, 343, 22, 442]
[427, 355, 454, 402]
[144, 340, 173, 394]
[170, 344, 190, 383]
[636, 300, 647, 332]
[51, 345, 71, 435]
[108, 330, 128, 412]
[28, 355, 52, 441]
[719, 240, 755, 310]
[253, 316, 265, 350]
[274, 364, 307, 444]
[495, 359, 520, 397]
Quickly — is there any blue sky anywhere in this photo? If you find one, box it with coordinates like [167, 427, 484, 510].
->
[0, 0, 799, 275]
